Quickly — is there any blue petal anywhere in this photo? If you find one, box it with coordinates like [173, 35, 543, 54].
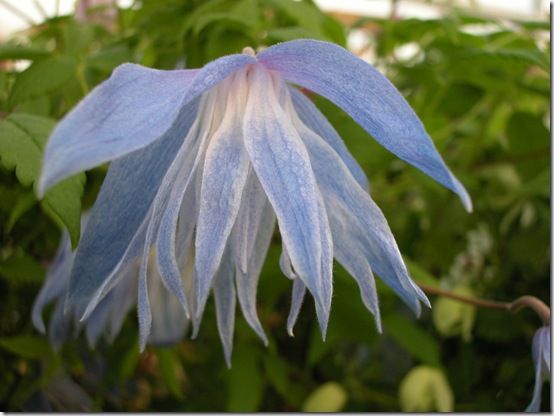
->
[232, 172, 275, 344]
[296, 113, 428, 315]
[289, 87, 369, 190]
[195, 92, 251, 317]
[213, 249, 236, 367]
[258, 40, 472, 211]
[48, 300, 71, 351]
[243, 66, 332, 327]
[279, 244, 296, 280]
[67, 100, 198, 318]
[39, 53, 256, 195]
[281, 244, 330, 340]
[156, 90, 230, 320]
[526, 327, 550, 412]
[155, 167, 198, 317]
[84, 294, 113, 348]
[148, 263, 189, 346]
[32, 232, 73, 333]
[286, 276, 306, 337]
[138, 251, 152, 351]
[107, 266, 137, 342]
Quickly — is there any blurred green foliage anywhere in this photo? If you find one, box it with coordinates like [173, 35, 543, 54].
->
[0, 0, 549, 411]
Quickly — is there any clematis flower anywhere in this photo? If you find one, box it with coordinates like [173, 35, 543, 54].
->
[37, 39, 471, 363]
[526, 326, 550, 412]
[32, 216, 188, 350]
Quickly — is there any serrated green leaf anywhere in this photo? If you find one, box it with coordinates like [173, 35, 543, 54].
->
[41, 174, 85, 248]
[9, 56, 77, 107]
[0, 113, 84, 246]
[0, 118, 42, 185]
[6, 191, 37, 232]
[302, 382, 347, 412]
[383, 313, 440, 366]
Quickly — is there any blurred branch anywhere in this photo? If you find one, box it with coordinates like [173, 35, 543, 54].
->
[418, 282, 550, 326]
[0, 0, 36, 25]
[33, 0, 48, 19]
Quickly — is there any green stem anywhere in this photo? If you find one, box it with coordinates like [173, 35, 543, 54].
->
[418, 282, 550, 326]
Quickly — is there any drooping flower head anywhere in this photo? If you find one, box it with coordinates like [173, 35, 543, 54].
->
[526, 326, 550, 412]
[37, 40, 471, 363]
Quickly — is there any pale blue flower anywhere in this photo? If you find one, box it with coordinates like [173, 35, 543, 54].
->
[32, 216, 188, 349]
[37, 39, 471, 364]
[526, 326, 550, 412]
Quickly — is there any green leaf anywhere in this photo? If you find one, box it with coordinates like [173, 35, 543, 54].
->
[404, 257, 440, 286]
[62, 20, 97, 55]
[227, 344, 263, 411]
[506, 111, 549, 153]
[0, 43, 51, 61]
[302, 382, 347, 412]
[7, 192, 37, 231]
[432, 286, 476, 341]
[41, 175, 86, 248]
[382, 313, 440, 366]
[156, 348, 184, 399]
[265, 0, 342, 43]
[399, 366, 454, 412]
[0, 335, 53, 359]
[9, 56, 77, 107]
[192, 0, 259, 36]
[267, 27, 315, 42]
[85, 45, 133, 72]
[0, 250, 44, 283]
[0, 113, 85, 246]
[263, 353, 289, 399]
[205, 29, 254, 61]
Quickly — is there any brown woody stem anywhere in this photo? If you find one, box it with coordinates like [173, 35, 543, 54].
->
[418, 282, 550, 326]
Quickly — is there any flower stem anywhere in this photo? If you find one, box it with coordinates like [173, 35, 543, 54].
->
[418, 282, 550, 326]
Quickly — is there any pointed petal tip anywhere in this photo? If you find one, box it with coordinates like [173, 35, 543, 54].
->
[255, 329, 269, 346]
[315, 297, 331, 342]
[373, 310, 383, 334]
[317, 313, 329, 342]
[35, 322, 46, 334]
[223, 346, 233, 368]
[191, 317, 201, 339]
[138, 331, 147, 353]
[36, 178, 46, 199]
[419, 292, 432, 310]
[452, 176, 473, 213]
[413, 301, 423, 319]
